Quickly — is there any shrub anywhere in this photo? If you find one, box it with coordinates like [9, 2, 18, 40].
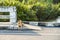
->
[32, 2, 60, 21]
[0, 0, 60, 22]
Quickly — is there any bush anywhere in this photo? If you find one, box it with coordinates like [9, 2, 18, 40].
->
[0, 0, 38, 21]
[0, 0, 60, 22]
[32, 2, 60, 21]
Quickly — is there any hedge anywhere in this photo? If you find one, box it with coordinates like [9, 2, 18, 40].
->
[0, 0, 60, 22]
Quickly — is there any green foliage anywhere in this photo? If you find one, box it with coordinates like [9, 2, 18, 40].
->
[32, 2, 60, 21]
[0, 19, 9, 22]
[0, 12, 9, 15]
[0, 0, 59, 21]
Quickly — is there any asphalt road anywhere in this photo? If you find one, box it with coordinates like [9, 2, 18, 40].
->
[0, 23, 60, 40]
[0, 35, 60, 40]
[0, 27, 59, 40]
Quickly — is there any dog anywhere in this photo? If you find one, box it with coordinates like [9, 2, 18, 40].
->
[18, 20, 23, 29]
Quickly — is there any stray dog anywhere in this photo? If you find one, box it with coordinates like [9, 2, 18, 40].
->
[18, 20, 23, 29]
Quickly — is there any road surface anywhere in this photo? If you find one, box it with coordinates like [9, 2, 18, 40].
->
[0, 24, 60, 40]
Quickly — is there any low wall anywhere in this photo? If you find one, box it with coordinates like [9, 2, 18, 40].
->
[23, 21, 60, 27]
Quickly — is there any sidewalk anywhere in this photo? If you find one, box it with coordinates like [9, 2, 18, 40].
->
[23, 24, 42, 30]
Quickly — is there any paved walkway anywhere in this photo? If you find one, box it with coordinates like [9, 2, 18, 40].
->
[0, 35, 59, 40]
[23, 24, 42, 30]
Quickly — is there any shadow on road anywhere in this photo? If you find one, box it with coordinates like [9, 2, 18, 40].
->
[0, 29, 41, 36]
